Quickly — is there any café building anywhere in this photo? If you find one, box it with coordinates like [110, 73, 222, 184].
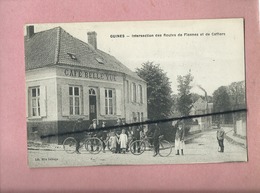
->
[25, 26, 147, 144]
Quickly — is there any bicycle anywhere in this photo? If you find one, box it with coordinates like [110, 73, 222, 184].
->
[129, 135, 172, 157]
[63, 118, 103, 154]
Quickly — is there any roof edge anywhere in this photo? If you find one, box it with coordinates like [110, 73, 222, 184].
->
[54, 27, 61, 64]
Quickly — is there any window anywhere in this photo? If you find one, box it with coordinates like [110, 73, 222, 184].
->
[67, 52, 77, 60]
[30, 87, 40, 117]
[95, 57, 104, 64]
[89, 88, 96, 95]
[126, 80, 129, 103]
[105, 89, 114, 115]
[138, 85, 143, 104]
[132, 83, 136, 102]
[137, 112, 140, 122]
[141, 112, 144, 122]
[132, 112, 136, 122]
[69, 86, 81, 115]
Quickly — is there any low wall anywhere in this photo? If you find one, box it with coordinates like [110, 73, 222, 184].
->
[236, 120, 246, 137]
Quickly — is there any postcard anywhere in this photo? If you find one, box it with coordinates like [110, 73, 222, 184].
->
[25, 19, 247, 167]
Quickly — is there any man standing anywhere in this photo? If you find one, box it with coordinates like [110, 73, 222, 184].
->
[115, 118, 122, 153]
[175, 121, 185, 155]
[88, 119, 98, 152]
[217, 123, 225, 152]
[75, 118, 84, 154]
[132, 117, 141, 153]
[152, 123, 161, 157]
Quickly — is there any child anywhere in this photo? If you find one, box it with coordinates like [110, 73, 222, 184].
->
[119, 129, 128, 154]
[109, 131, 118, 153]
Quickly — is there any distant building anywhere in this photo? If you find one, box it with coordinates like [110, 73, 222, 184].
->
[190, 97, 213, 130]
[25, 26, 147, 144]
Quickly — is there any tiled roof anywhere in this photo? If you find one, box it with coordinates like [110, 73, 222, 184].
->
[25, 27, 144, 81]
[193, 97, 207, 110]
[193, 97, 213, 111]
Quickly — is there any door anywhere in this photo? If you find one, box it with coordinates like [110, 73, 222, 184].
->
[89, 88, 97, 121]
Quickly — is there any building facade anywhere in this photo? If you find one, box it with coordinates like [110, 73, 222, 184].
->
[25, 26, 147, 144]
[190, 97, 213, 131]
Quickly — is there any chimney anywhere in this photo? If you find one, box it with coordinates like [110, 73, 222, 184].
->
[87, 31, 97, 49]
[26, 25, 34, 39]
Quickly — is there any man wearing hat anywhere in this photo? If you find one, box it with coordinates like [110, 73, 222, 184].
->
[88, 119, 99, 152]
[132, 117, 141, 153]
[114, 118, 122, 153]
[152, 123, 161, 157]
[216, 123, 225, 152]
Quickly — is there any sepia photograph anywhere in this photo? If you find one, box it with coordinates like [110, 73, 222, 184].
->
[25, 19, 247, 168]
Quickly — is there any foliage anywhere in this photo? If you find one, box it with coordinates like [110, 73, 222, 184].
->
[212, 81, 246, 124]
[175, 72, 194, 135]
[159, 121, 175, 142]
[176, 72, 194, 116]
[227, 81, 246, 122]
[227, 81, 246, 109]
[212, 86, 232, 123]
[136, 62, 173, 120]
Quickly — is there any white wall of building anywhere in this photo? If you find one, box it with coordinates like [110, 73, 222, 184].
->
[26, 67, 58, 122]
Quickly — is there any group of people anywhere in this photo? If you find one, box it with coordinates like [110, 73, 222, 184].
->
[77, 117, 144, 154]
[75, 117, 226, 156]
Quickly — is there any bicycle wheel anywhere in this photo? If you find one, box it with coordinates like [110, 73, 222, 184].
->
[63, 137, 77, 154]
[159, 140, 172, 157]
[85, 137, 102, 154]
[130, 140, 145, 155]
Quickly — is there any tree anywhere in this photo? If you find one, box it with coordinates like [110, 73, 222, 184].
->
[176, 72, 194, 116]
[227, 81, 246, 127]
[227, 81, 246, 109]
[212, 86, 232, 124]
[136, 62, 173, 120]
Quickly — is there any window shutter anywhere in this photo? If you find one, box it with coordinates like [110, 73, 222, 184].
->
[26, 87, 29, 117]
[61, 85, 70, 116]
[100, 88, 105, 115]
[116, 89, 122, 115]
[40, 86, 47, 117]
[83, 86, 89, 116]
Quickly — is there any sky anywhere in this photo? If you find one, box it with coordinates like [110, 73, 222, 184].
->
[27, 19, 245, 96]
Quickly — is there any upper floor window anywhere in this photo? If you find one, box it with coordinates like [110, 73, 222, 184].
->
[69, 86, 81, 115]
[132, 83, 136, 103]
[30, 87, 40, 117]
[138, 85, 143, 104]
[126, 80, 129, 103]
[67, 52, 77, 60]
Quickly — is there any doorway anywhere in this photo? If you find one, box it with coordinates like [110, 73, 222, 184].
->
[89, 88, 97, 122]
